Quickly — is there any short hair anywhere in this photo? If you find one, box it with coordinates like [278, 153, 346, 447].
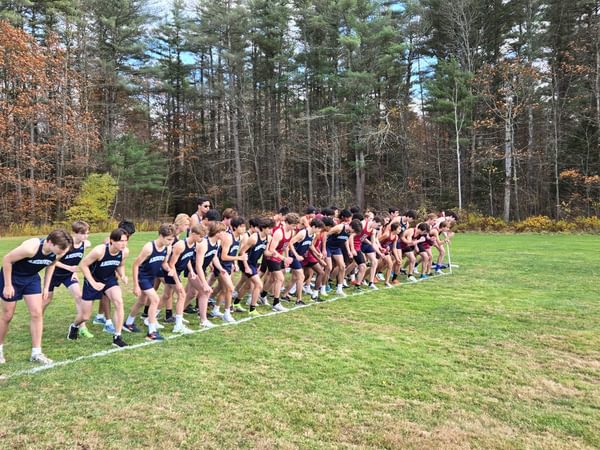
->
[71, 221, 89, 234]
[322, 217, 335, 227]
[205, 209, 221, 222]
[110, 228, 129, 242]
[352, 213, 364, 221]
[189, 224, 207, 237]
[222, 208, 237, 220]
[310, 218, 324, 228]
[350, 206, 361, 214]
[47, 229, 73, 250]
[159, 223, 177, 237]
[390, 223, 400, 232]
[373, 217, 384, 225]
[208, 222, 226, 237]
[197, 197, 211, 207]
[350, 219, 363, 234]
[439, 221, 450, 229]
[278, 206, 290, 215]
[417, 223, 430, 233]
[249, 217, 260, 228]
[174, 213, 190, 227]
[305, 206, 317, 215]
[339, 209, 352, 219]
[445, 210, 459, 221]
[231, 217, 246, 230]
[118, 220, 135, 236]
[258, 218, 274, 230]
[404, 210, 417, 219]
[388, 207, 400, 214]
[285, 213, 300, 225]
[427, 213, 438, 221]
[321, 208, 335, 217]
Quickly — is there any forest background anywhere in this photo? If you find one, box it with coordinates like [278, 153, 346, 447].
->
[1, 0, 600, 228]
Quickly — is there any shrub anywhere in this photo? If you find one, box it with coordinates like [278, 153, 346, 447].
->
[66, 174, 118, 226]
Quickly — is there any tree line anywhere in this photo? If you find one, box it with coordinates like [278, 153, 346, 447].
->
[1, 0, 599, 226]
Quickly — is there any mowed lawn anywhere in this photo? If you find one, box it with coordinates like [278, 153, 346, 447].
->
[0, 232, 599, 449]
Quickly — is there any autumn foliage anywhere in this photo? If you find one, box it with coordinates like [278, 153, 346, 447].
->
[0, 21, 98, 226]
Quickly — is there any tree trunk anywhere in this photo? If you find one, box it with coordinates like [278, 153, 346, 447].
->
[503, 98, 513, 222]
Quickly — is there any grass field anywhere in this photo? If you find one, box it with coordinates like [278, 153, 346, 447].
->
[0, 232, 598, 449]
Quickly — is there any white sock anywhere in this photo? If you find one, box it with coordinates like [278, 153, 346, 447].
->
[125, 316, 136, 326]
[0, 344, 3, 353]
[31, 347, 41, 357]
[95, 313, 105, 320]
[175, 315, 183, 327]
[320, 286, 326, 294]
[212, 306, 220, 313]
[148, 322, 157, 333]
[105, 319, 114, 326]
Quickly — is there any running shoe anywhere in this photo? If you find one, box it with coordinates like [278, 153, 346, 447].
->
[368, 283, 379, 290]
[272, 303, 288, 312]
[143, 318, 165, 329]
[103, 323, 116, 334]
[420, 274, 429, 280]
[336, 288, 346, 296]
[183, 305, 198, 314]
[248, 309, 260, 318]
[385, 282, 393, 288]
[92, 316, 106, 326]
[376, 273, 385, 281]
[211, 307, 224, 318]
[112, 335, 128, 348]
[200, 320, 217, 329]
[145, 331, 165, 341]
[78, 327, 94, 338]
[295, 300, 307, 306]
[122, 322, 141, 333]
[234, 304, 247, 313]
[163, 316, 176, 324]
[407, 275, 417, 283]
[289, 285, 297, 295]
[222, 312, 236, 323]
[67, 324, 79, 341]
[173, 325, 194, 335]
[30, 353, 53, 365]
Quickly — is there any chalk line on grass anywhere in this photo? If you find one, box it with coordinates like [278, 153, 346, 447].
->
[1, 269, 457, 381]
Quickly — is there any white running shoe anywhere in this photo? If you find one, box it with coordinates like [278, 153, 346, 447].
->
[289, 284, 297, 295]
[258, 296, 270, 307]
[201, 320, 217, 328]
[336, 288, 346, 297]
[368, 283, 379, 290]
[144, 318, 164, 329]
[408, 275, 417, 283]
[222, 312, 236, 323]
[173, 325, 194, 334]
[376, 273, 385, 281]
[272, 303, 288, 312]
[303, 285, 313, 294]
[211, 307, 224, 318]
[30, 353, 53, 365]
[385, 282, 393, 288]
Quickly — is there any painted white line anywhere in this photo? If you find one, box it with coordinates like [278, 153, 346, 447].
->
[1, 269, 456, 380]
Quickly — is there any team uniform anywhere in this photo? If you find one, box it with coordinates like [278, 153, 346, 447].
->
[48, 241, 84, 292]
[266, 229, 292, 272]
[0, 239, 56, 301]
[138, 242, 168, 290]
[239, 233, 268, 277]
[82, 244, 123, 301]
[290, 230, 313, 270]
[164, 239, 196, 285]
[217, 231, 240, 275]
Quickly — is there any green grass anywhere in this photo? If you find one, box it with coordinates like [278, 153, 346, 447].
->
[0, 233, 599, 449]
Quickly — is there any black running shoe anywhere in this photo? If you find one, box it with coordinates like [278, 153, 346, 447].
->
[295, 300, 306, 306]
[67, 324, 79, 340]
[163, 316, 176, 324]
[112, 335, 128, 348]
[183, 305, 198, 314]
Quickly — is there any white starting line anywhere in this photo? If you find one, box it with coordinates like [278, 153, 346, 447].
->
[0, 268, 458, 381]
